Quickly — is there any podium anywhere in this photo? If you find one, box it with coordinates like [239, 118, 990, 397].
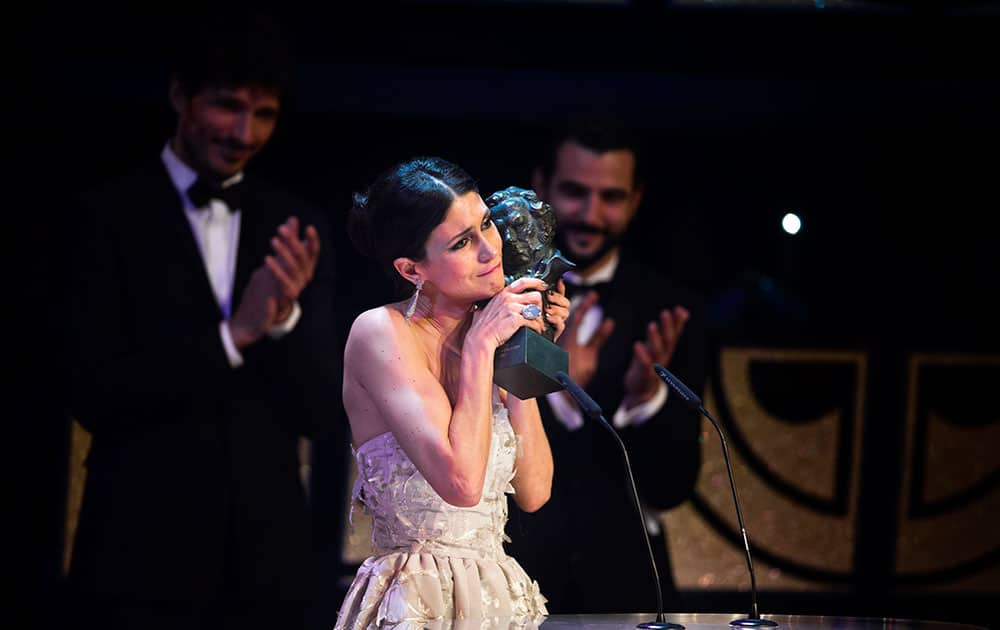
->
[539, 614, 987, 630]
[412, 614, 988, 630]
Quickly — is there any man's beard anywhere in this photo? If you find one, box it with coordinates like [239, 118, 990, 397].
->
[555, 221, 623, 271]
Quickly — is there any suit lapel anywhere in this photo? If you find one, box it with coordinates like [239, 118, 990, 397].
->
[147, 162, 228, 319]
[232, 181, 278, 314]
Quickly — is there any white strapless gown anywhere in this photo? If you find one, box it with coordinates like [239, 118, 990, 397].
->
[334, 395, 548, 630]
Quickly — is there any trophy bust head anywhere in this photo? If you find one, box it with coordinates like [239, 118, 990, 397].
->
[484, 186, 572, 397]
[485, 186, 575, 287]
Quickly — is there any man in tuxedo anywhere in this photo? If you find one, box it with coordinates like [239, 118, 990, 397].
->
[505, 116, 706, 613]
[62, 13, 340, 630]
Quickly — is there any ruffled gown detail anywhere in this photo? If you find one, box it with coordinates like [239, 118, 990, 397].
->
[334, 397, 547, 630]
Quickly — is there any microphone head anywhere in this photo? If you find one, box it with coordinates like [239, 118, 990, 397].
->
[653, 364, 703, 410]
[555, 371, 603, 420]
[555, 371, 571, 387]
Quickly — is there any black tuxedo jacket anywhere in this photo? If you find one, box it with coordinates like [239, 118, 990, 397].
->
[505, 255, 706, 614]
[64, 158, 341, 604]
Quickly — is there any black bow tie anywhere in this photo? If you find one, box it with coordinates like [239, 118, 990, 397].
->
[187, 177, 245, 211]
[564, 278, 612, 301]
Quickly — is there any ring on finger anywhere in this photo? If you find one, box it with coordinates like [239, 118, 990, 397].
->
[521, 304, 542, 320]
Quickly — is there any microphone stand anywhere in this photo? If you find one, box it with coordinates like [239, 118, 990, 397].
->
[653, 364, 777, 627]
[555, 371, 684, 630]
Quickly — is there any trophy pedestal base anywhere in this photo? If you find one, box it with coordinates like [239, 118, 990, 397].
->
[493, 327, 568, 399]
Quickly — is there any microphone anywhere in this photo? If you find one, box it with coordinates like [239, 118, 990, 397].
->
[652, 364, 777, 628]
[555, 371, 683, 630]
[556, 370, 603, 420]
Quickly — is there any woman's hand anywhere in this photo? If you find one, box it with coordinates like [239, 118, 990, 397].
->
[467, 277, 548, 351]
[544, 279, 571, 342]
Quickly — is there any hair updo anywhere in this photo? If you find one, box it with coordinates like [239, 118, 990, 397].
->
[348, 156, 479, 292]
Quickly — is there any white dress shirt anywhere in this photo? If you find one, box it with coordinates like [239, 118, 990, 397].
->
[545, 250, 668, 431]
[160, 142, 301, 368]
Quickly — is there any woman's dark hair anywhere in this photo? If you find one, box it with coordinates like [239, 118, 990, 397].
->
[349, 156, 479, 291]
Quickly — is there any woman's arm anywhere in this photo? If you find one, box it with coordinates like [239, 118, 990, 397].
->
[345, 278, 548, 507]
[345, 307, 493, 507]
[504, 279, 568, 512]
[505, 394, 553, 512]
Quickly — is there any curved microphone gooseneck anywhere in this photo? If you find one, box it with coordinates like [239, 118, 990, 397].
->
[652, 364, 778, 628]
[555, 371, 684, 630]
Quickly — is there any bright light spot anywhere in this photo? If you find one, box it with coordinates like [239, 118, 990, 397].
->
[782, 213, 802, 235]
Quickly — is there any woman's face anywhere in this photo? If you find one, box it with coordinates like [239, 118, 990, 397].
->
[416, 191, 505, 304]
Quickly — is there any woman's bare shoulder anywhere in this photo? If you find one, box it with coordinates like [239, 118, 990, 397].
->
[345, 304, 410, 357]
[349, 304, 404, 336]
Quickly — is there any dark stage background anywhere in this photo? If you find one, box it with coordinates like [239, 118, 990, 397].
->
[22, 2, 999, 628]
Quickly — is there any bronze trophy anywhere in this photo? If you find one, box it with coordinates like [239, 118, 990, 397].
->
[485, 186, 576, 399]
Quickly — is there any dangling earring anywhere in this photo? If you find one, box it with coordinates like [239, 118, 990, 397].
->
[404, 278, 423, 321]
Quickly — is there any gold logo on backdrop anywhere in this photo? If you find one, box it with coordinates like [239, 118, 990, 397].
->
[896, 354, 1000, 591]
[666, 348, 867, 591]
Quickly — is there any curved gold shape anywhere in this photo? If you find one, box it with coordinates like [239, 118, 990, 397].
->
[666, 348, 866, 590]
[896, 354, 1000, 590]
